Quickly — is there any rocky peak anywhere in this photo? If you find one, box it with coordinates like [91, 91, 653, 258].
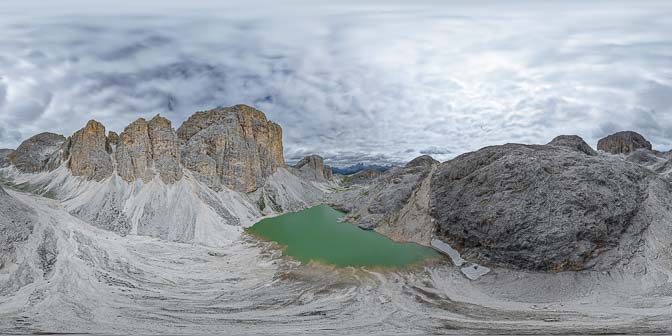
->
[9, 132, 65, 173]
[115, 115, 182, 184]
[178, 104, 284, 192]
[405, 155, 439, 168]
[548, 135, 597, 156]
[597, 131, 652, 155]
[293, 155, 333, 181]
[148, 115, 182, 184]
[65, 120, 114, 181]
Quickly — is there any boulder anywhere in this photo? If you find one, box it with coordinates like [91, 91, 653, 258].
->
[8, 133, 65, 173]
[597, 131, 652, 155]
[430, 143, 656, 271]
[547, 135, 597, 156]
[178, 104, 284, 192]
[65, 120, 114, 181]
[293, 155, 333, 181]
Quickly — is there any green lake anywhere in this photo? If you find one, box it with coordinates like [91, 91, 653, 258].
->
[247, 204, 440, 268]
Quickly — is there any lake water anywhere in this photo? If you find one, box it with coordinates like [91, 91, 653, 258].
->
[247, 204, 439, 267]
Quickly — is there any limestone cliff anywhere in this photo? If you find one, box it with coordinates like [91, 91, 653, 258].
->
[292, 155, 333, 181]
[597, 131, 652, 154]
[178, 104, 284, 192]
[64, 120, 114, 181]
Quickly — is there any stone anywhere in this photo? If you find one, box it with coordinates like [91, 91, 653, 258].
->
[116, 118, 153, 182]
[148, 115, 182, 184]
[114, 115, 182, 184]
[430, 143, 656, 272]
[8, 132, 65, 173]
[0, 185, 35, 270]
[548, 135, 597, 156]
[107, 131, 120, 147]
[597, 131, 652, 155]
[333, 155, 439, 245]
[65, 120, 114, 181]
[178, 104, 284, 192]
[0, 149, 14, 168]
[293, 155, 333, 181]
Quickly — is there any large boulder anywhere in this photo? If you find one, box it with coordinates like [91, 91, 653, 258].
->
[64, 120, 114, 181]
[430, 143, 656, 272]
[597, 131, 652, 155]
[292, 155, 333, 181]
[547, 135, 597, 156]
[178, 104, 284, 192]
[8, 133, 65, 173]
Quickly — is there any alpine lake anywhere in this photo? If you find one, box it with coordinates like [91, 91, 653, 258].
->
[247, 204, 440, 268]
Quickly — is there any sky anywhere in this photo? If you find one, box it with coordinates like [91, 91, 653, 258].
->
[1, 0, 671, 166]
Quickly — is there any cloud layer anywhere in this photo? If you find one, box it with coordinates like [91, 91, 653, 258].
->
[1, 0, 671, 165]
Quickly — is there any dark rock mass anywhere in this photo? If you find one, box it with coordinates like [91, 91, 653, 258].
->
[548, 135, 597, 156]
[8, 133, 65, 173]
[430, 143, 657, 271]
[597, 131, 652, 154]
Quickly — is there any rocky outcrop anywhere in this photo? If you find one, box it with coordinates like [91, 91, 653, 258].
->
[178, 104, 284, 192]
[116, 118, 153, 183]
[148, 116, 182, 184]
[8, 133, 65, 173]
[333, 155, 439, 245]
[107, 131, 120, 148]
[430, 143, 657, 272]
[64, 120, 114, 181]
[548, 135, 597, 156]
[0, 149, 14, 168]
[292, 155, 333, 181]
[115, 115, 182, 184]
[597, 131, 652, 155]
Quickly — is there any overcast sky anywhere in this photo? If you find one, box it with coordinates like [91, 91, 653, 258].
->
[1, 0, 671, 165]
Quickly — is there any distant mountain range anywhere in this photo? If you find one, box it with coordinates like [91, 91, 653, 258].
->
[331, 163, 394, 175]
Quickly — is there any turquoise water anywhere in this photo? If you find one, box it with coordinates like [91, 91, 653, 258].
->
[247, 204, 439, 267]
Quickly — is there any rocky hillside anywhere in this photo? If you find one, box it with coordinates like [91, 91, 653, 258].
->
[335, 132, 672, 274]
[0, 104, 331, 245]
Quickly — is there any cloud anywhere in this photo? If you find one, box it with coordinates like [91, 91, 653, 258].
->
[0, 1, 671, 161]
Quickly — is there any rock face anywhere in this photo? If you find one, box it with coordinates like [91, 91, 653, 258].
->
[548, 135, 597, 156]
[334, 155, 439, 245]
[293, 155, 333, 181]
[178, 104, 284, 192]
[115, 115, 182, 184]
[148, 116, 182, 184]
[8, 133, 65, 173]
[430, 143, 655, 271]
[0, 149, 14, 168]
[64, 120, 114, 181]
[597, 131, 652, 154]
